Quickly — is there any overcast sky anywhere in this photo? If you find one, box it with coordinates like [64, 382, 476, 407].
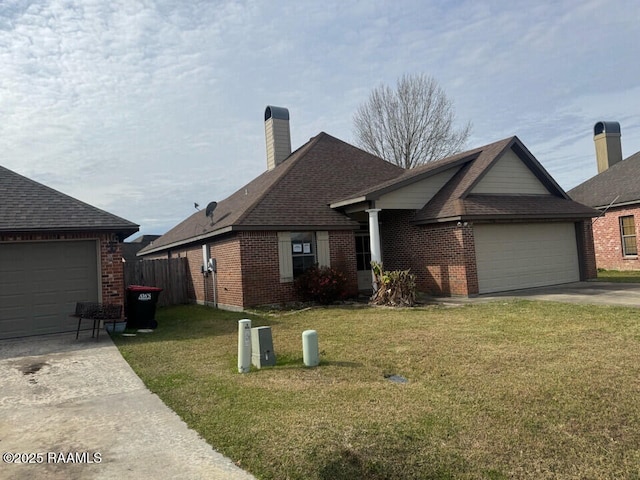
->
[1, 0, 639, 238]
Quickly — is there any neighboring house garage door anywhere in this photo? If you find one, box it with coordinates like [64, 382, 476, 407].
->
[474, 223, 580, 294]
[0, 241, 99, 340]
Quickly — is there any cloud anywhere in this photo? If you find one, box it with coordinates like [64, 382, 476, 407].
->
[0, 0, 639, 236]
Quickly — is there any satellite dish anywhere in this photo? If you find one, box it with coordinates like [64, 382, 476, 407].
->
[205, 201, 218, 218]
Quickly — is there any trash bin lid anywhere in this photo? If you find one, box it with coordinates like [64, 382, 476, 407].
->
[126, 285, 163, 292]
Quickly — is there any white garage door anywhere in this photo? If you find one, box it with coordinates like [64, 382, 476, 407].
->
[0, 241, 99, 339]
[474, 223, 580, 294]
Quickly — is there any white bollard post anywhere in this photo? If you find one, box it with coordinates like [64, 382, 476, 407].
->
[302, 330, 319, 367]
[238, 319, 252, 373]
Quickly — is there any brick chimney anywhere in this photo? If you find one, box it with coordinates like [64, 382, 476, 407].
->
[264, 106, 291, 171]
[594, 121, 622, 173]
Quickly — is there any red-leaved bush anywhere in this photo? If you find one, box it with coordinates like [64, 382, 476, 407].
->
[294, 265, 348, 305]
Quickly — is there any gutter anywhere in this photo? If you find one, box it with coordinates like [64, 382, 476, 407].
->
[137, 223, 362, 257]
[329, 196, 367, 209]
[138, 226, 233, 256]
[594, 198, 640, 210]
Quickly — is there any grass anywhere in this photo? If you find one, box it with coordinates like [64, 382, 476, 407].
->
[597, 269, 640, 283]
[114, 302, 640, 479]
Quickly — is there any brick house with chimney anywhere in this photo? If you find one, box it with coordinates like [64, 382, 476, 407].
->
[569, 121, 640, 270]
[139, 106, 598, 311]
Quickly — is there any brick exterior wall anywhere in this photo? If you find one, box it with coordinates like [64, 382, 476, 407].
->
[167, 230, 359, 310]
[576, 220, 598, 279]
[379, 210, 478, 296]
[171, 235, 244, 309]
[178, 247, 206, 304]
[591, 206, 640, 270]
[0, 232, 126, 317]
[99, 234, 126, 307]
[239, 231, 294, 307]
[380, 211, 597, 296]
[238, 230, 358, 308]
[209, 236, 244, 308]
[327, 230, 359, 298]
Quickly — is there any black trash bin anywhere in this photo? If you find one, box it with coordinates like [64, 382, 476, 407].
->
[126, 285, 163, 329]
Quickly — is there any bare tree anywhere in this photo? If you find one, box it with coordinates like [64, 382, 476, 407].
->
[353, 74, 472, 169]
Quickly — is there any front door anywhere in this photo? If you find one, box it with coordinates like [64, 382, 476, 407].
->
[355, 234, 372, 291]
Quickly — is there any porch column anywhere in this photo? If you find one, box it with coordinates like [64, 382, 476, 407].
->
[366, 208, 382, 290]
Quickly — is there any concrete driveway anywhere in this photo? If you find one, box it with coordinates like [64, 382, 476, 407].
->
[0, 333, 256, 480]
[436, 281, 640, 307]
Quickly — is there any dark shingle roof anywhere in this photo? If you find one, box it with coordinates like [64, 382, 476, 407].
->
[0, 165, 139, 237]
[140, 133, 404, 254]
[568, 151, 640, 208]
[141, 133, 598, 255]
[454, 194, 598, 219]
[413, 136, 598, 223]
[123, 235, 161, 263]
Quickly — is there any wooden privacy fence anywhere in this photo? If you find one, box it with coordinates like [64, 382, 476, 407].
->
[124, 258, 189, 307]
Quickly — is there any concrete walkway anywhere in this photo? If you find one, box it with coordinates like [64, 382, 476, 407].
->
[433, 281, 640, 308]
[0, 333, 256, 480]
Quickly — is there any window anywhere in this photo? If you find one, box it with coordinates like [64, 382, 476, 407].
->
[355, 235, 371, 271]
[291, 232, 316, 277]
[278, 231, 330, 283]
[620, 216, 637, 256]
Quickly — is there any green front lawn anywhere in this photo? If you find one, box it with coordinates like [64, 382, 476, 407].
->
[114, 302, 640, 479]
[597, 269, 640, 283]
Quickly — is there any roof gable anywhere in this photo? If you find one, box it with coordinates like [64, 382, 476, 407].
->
[455, 137, 567, 199]
[470, 148, 551, 195]
[329, 148, 479, 206]
[413, 137, 596, 223]
[375, 167, 461, 209]
[330, 137, 560, 207]
[568, 151, 640, 208]
[0, 165, 139, 237]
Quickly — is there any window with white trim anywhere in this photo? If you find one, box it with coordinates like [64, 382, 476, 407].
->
[620, 216, 637, 257]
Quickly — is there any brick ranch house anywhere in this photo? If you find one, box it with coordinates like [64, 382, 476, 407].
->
[569, 121, 640, 270]
[0, 166, 139, 339]
[139, 106, 598, 311]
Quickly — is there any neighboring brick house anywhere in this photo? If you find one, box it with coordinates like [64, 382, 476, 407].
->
[139, 106, 598, 310]
[0, 166, 139, 339]
[569, 121, 640, 270]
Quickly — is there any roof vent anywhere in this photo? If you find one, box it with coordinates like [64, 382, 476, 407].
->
[265, 106, 291, 171]
[594, 121, 622, 173]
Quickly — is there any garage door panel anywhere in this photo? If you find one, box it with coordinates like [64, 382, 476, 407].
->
[31, 312, 73, 335]
[66, 265, 91, 279]
[2, 321, 31, 337]
[0, 265, 26, 292]
[0, 241, 99, 339]
[35, 268, 59, 284]
[474, 223, 579, 294]
[32, 279, 58, 294]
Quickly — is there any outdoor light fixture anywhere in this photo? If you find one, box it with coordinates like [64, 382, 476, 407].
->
[107, 241, 118, 253]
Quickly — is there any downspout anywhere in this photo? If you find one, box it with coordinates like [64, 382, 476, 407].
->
[214, 272, 218, 307]
[204, 271, 208, 305]
[202, 244, 210, 306]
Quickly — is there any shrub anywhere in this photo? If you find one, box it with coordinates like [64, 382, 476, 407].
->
[294, 265, 348, 305]
[370, 261, 416, 307]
